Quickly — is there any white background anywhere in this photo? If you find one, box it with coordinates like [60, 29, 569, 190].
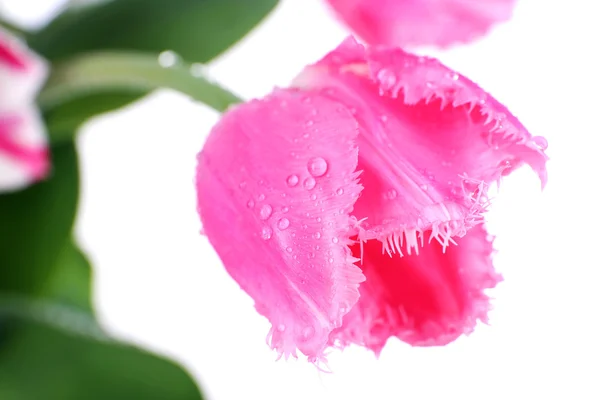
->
[2, 0, 600, 399]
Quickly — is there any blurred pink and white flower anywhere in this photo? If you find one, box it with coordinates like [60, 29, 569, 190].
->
[324, 0, 518, 48]
[196, 37, 547, 362]
[0, 28, 48, 192]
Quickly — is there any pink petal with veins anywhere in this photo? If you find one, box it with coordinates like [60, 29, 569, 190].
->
[197, 37, 548, 361]
[196, 89, 364, 362]
[325, 0, 517, 48]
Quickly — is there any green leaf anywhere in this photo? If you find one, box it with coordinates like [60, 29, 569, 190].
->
[44, 92, 144, 139]
[40, 51, 241, 142]
[43, 241, 94, 313]
[29, 0, 279, 63]
[0, 299, 203, 400]
[0, 142, 79, 294]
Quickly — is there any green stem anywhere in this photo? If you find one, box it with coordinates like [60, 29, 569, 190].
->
[38, 51, 242, 113]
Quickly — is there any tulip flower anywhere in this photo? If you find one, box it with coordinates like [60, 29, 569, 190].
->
[196, 37, 547, 363]
[0, 28, 48, 192]
[324, 0, 518, 48]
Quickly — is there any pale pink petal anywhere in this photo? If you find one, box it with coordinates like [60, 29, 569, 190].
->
[196, 89, 364, 361]
[0, 110, 49, 191]
[0, 28, 47, 109]
[325, 0, 517, 48]
[331, 224, 500, 352]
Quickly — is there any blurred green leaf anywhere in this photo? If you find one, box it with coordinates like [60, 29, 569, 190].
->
[0, 299, 203, 400]
[43, 241, 94, 313]
[0, 143, 79, 294]
[44, 92, 144, 139]
[29, 0, 279, 63]
[40, 51, 241, 142]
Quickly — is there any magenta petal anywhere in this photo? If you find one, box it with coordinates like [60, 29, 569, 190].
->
[324, 0, 517, 48]
[331, 224, 500, 352]
[196, 89, 365, 361]
[296, 37, 548, 243]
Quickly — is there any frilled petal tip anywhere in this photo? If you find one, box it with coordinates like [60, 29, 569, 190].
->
[324, 0, 517, 48]
[0, 28, 48, 109]
[196, 89, 365, 362]
[0, 111, 50, 192]
[331, 223, 501, 353]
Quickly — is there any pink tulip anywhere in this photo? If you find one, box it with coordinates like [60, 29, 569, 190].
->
[324, 0, 517, 48]
[196, 37, 547, 363]
[0, 29, 48, 192]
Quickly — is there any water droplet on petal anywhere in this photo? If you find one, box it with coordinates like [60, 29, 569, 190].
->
[328, 258, 334, 263]
[278, 218, 290, 230]
[261, 226, 272, 240]
[420, 184, 429, 191]
[532, 136, 548, 150]
[302, 326, 314, 340]
[387, 189, 397, 199]
[310, 194, 317, 201]
[316, 217, 322, 223]
[257, 193, 265, 201]
[313, 232, 321, 239]
[282, 206, 289, 213]
[277, 324, 286, 332]
[307, 157, 328, 177]
[286, 247, 293, 253]
[259, 204, 272, 220]
[306, 120, 314, 127]
[336, 188, 344, 195]
[286, 174, 299, 187]
[451, 73, 459, 81]
[303, 177, 316, 190]
[332, 237, 339, 244]
[247, 199, 255, 209]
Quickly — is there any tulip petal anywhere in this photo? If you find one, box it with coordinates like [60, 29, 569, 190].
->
[332, 224, 500, 351]
[296, 37, 548, 245]
[324, 0, 517, 48]
[196, 89, 364, 361]
[0, 111, 49, 191]
[0, 29, 48, 109]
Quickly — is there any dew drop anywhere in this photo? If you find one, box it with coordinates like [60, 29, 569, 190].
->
[302, 326, 315, 340]
[247, 199, 255, 209]
[316, 217, 322, 223]
[286, 246, 293, 253]
[336, 188, 344, 195]
[328, 258, 334, 264]
[286, 174, 299, 187]
[261, 226, 272, 240]
[189, 63, 205, 77]
[310, 194, 317, 201]
[313, 232, 321, 239]
[282, 206, 289, 213]
[332, 237, 339, 244]
[277, 324, 286, 332]
[306, 120, 314, 127]
[451, 73, 459, 81]
[158, 50, 178, 68]
[303, 177, 316, 190]
[420, 184, 429, 191]
[257, 193, 265, 201]
[532, 136, 548, 150]
[387, 189, 397, 199]
[278, 218, 290, 230]
[259, 204, 272, 220]
[307, 157, 328, 177]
